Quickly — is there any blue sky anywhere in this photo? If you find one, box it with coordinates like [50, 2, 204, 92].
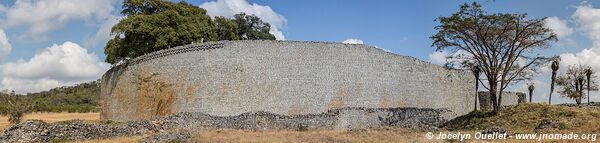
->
[0, 0, 598, 103]
[1, 0, 593, 62]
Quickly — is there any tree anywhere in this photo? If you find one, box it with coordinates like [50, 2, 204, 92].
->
[585, 67, 594, 104]
[105, 0, 275, 64]
[233, 13, 276, 40]
[431, 2, 557, 113]
[556, 65, 598, 105]
[550, 59, 559, 104]
[213, 13, 277, 41]
[466, 63, 481, 111]
[214, 16, 240, 41]
[0, 95, 30, 124]
[528, 84, 534, 103]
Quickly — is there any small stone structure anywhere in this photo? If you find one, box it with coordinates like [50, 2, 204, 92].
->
[101, 40, 477, 122]
[478, 91, 526, 111]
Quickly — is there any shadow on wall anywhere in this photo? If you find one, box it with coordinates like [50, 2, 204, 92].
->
[478, 91, 526, 111]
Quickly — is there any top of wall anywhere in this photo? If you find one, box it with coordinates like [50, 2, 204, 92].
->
[108, 40, 460, 73]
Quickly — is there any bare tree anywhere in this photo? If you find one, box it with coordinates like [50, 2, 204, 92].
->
[431, 2, 557, 113]
[470, 64, 481, 111]
[556, 65, 598, 105]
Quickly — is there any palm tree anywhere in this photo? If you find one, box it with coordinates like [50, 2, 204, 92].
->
[528, 84, 535, 103]
[550, 60, 559, 104]
[585, 67, 593, 105]
[471, 65, 481, 111]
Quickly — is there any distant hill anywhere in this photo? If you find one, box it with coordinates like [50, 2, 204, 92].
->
[0, 80, 100, 113]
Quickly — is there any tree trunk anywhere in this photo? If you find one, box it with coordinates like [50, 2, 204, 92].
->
[489, 81, 499, 114]
[529, 90, 533, 103]
[588, 78, 591, 105]
[580, 82, 584, 105]
[550, 71, 556, 104]
[474, 77, 479, 111]
[576, 81, 581, 105]
[497, 90, 503, 111]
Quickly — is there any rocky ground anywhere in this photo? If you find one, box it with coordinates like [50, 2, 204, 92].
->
[0, 107, 449, 143]
[2, 104, 595, 142]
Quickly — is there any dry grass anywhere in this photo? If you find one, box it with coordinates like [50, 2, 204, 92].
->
[191, 128, 437, 143]
[444, 103, 600, 134]
[71, 136, 143, 143]
[1, 105, 598, 143]
[0, 112, 99, 130]
[72, 128, 439, 143]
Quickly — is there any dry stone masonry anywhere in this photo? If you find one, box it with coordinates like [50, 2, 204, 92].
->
[478, 91, 526, 111]
[101, 40, 477, 122]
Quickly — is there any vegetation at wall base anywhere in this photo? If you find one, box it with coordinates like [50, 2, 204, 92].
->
[0, 80, 100, 114]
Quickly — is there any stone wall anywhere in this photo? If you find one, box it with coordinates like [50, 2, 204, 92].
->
[101, 40, 476, 121]
[478, 91, 526, 111]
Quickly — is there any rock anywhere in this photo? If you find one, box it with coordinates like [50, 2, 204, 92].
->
[0, 119, 157, 143]
[0, 107, 451, 142]
[0, 120, 50, 143]
[481, 127, 508, 134]
[534, 119, 559, 132]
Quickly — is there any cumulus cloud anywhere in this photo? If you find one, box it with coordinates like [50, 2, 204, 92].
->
[199, 0, 287, 40]
[341, 38, 364, 44]
[544, 17, 574, 38]
[560, 3, 600, 72]
[1, 42, 110, 93]
[0, 29, 11, 62]
[1, 0, 117, 41]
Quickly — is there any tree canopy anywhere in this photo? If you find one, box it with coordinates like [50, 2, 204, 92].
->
[105, 0, 276, 64]
[431, 2, 557, 113]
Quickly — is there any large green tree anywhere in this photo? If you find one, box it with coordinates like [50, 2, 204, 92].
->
[431, 2, 557, 113]
[213, 13, 276, 41]
[233, 13, 276, 40]
[105, 0, 275, 64]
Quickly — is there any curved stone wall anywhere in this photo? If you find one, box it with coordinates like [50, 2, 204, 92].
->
[100, 40, 475, 121]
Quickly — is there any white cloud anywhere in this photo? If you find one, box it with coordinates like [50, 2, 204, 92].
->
[428, 51, 448, 65]
[0, 29, 11, 62]
[427, 50, 473, 66]
[341, 38, 364, 44]
[1, 0, 117, 41]
[199, 0, 287, 40]
[559, 3, 600, 72]
[544, 17, 574, 38]
[1, 42, 110, 93]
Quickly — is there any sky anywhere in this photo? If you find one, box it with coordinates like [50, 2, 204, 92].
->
[0, 0, 598, 104]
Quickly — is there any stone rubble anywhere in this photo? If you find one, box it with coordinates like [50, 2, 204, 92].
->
[0, 107, 450, 142]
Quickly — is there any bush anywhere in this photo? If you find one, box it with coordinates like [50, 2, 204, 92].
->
[0, 80, 101, 114]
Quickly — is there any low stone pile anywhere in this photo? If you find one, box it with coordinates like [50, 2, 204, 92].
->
[0, 120, 161, 143]
[481, 127, 508, 134]
[0, 107, 451, 142]
[534, 119, 560, 133]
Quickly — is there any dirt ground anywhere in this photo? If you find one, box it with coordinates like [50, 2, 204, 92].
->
[0, 112, 99, 130]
